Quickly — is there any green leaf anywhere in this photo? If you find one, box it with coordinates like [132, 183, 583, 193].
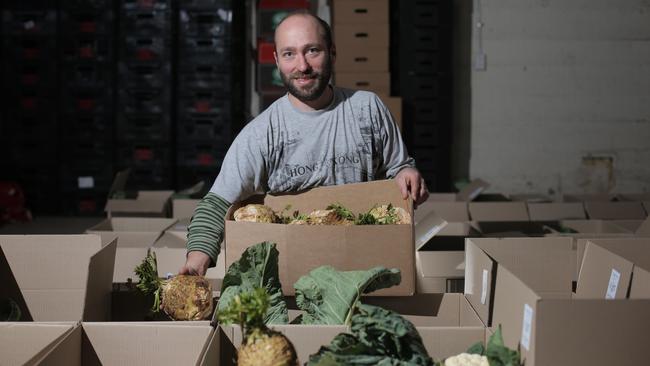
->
[306, 304, 433, 366]
[466, 341, 485, 355]
[0, 298, 22, 321]
[294, 266, 401, 325]
[485, 325, 522, 366]
[217, 242, 288, 324]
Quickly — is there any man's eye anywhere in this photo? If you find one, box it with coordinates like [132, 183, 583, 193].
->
[283, 52, 293, 57]
[308, 48, 319, 54]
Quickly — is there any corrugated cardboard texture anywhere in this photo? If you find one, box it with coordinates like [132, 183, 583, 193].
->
[332, 0, 388, 24]
[417, 251, 464, 278]
[610, 219, 645, 233]
[527, 202, 586, 221]
[334, 72, 390, 95]
[636, 217, 650, 235]
[81, 323, 214, 365]
[575, 242, 633, 299]
[0, 235, 112, 321]
[577, 238, 650, 275]
[468, 202, 529, 221]
[535, 299, 650, 366]
[560, 219, 631, 234]
[563, 193, 616, 202]
[418, 202, 469, 222]
[334, 24, 389, 48]
[172, 199, 199, 219]
[105, 190, 173, 217]
[335, 47, 389, 72]
[0, 323, 76, 365]
[509, 194, 551, 203]
[630, 266, 650, 298]
[463, 240, 496, 324]
[226, 180, 414, 295]
[584, 201, 647, 220]
[84, 239, 117, 321]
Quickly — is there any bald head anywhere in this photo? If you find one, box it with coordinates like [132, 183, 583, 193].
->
[274, 10, 333, 52]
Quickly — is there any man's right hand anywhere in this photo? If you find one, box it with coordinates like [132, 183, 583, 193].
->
[179, 251, 212, 276]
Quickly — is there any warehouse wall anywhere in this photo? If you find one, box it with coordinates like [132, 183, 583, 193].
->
[469, 0, 650, 196]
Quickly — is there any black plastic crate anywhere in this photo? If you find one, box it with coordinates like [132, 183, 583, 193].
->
[118, 88, 170, 114]
[401, 52, 441, 75]
[117, 142, 171, 167]
[126, 166, 173, 189]
[400, 27, 441, 52]
[61, 62, 113, 89]
[61, 140, 113, 161]
[409, 100, 441, 124]
[62, 88, 114, 115]
[177, 111, 231, 143]
[411, 147, 448, 172]
[2, 10, 57, 35]
[60, 114, 114, 142]
[61, 0, 113, 12]
[4, 36, 56, 62]
[176, 165, 218, 189]
[59, 11, 115, 35]
[4, 61, 57, 90]
[178, 89, 230, 114]
[61, 191, 107, 216]
[60, 36, 113, 62]
[118, 61, 171, 88]
[178, 64, 230, 90]
[412, 122, 445, 147]
[400, 74, 440, 100]
[121, 0, 170, 12]
[60, 165, 114, 193]
[6, 91, 55, 114]
[2, 114, 57, 141]
[121, 36, 171, 63]
[179, 0, 230, 10]
[116, 112, 172, 141]
[180, 37, 230, 65]
[121, 9, 171, 35]
[177, 143, 226, 168]
[179, 9, 231, 37]
[399, 0, 441, 27]
[4, 138, 58, 166]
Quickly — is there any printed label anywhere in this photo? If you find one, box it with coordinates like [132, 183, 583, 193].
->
[78, 176, 94, 189]
[521, 304, 533, 351]
[481, 269, 488, 305]
[605, 269, 621, 299]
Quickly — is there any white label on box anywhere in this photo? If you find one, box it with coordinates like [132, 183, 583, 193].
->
[521, 304, 533, 351]
[78, 176, 95, 189]
[481, 269, 488, 305]
[606, 269, 621, 299]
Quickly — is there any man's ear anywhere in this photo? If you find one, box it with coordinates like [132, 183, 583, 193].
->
[330, 44, 336, 63]
[273, 50, 279, 66]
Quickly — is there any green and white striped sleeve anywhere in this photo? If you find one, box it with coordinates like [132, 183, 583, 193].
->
[186, 192, 231, 266]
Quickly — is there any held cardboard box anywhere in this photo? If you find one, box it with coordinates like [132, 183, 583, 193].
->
[0, 235, 116, 321]
[334, 72, 390, 95]
[583, 201, 647, 220]
[332, 0, 389, 24]
[33, 322, 235, 365]
[225, 180, 415, 296]
[224, 293, 485, 363]
[0, 322, 78, 365]
[86, 218, 176, 283]
[527, 202, 586, 221]
[153, 231, 226, 293]
[464, 237, 650, 366]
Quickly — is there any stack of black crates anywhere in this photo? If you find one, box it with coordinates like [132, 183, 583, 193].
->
[58, 0, 116, 214]
[176, 0, 233, 190]
[393, 0, 451, 192]
[116, 0, 174, 189]
[1, 2, 60, 213]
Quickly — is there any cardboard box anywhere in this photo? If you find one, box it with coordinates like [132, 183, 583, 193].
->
[335, 47, 389, 72]
[0, 322, 78, 365]
[464, 237, 650, 366]
[87, 218, 176, 283]
[549, 219, 633, 235]
[0, 235, 116, 321]
[378, 94, 402, 130]
[335, 71, 390, 95]
[224, 293, 485, 362]
[527, 202, 586, 221]
[468, 202, 529, 222]
[172, 198, 199, 220]
[563, 193, 616, 202]
[332, 0, 389, 24]
[105, 170, 174, 217]
[417, 201, 469, 222]
[575, 237, 650, 286]
[608, 219, 645, 233]
[225, 180, 415, 296]
[36, 322, 234, 365]
[617, 193, 650, 201]
[508, 194, 552, 203]
[334, 24, 389, 49]
[584, 201, 647, 220]
[153, 231, 226, 293]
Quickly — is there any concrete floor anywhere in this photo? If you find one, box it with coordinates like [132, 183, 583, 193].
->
[0, 216, 104, 235]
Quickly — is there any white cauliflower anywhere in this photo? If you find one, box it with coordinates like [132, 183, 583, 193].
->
[444, 353, 489, 366]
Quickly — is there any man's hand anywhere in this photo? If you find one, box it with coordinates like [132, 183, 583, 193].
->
[179, 251, 212, 276]
[395, 167, 429, 207]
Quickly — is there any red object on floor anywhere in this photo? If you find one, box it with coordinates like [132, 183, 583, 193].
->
[0, 182, 32, 224]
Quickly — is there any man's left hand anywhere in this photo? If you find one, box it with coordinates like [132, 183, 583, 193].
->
[395, 167, 429, 207]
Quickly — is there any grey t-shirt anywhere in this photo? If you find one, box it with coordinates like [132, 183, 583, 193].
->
[210, 86, 415, 203]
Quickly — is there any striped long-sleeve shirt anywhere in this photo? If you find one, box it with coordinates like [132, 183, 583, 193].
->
[186, 192, 230, 265]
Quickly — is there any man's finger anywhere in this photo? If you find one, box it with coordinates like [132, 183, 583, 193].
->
[398, 177, 409, 200]
[410, 176, 420, 201]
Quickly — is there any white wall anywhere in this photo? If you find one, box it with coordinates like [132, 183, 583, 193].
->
[470, 0, 650, 196]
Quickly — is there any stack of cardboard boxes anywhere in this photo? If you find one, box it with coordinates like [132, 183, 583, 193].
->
[331, 0, 402, 130]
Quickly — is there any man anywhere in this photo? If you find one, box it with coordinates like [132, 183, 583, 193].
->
[180, 11, 428, 276]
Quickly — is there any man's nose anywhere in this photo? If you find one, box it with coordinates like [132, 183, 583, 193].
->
[296, 54, 310, 72]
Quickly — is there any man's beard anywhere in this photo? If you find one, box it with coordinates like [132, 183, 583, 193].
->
[280, 56, 332, 103]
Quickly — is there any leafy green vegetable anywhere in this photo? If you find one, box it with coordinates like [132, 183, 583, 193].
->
[307, 303, 434, 365]
[218, 242, 288, 324]
[462, 325, 522, 366]
[355, 213, 377, 225]
[134, 249, 163, 313]
[218, 287, 271, 336]
[294, 266, 401, 325]
[0, 298, 21, 321]
[325, 203, 356, 221]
